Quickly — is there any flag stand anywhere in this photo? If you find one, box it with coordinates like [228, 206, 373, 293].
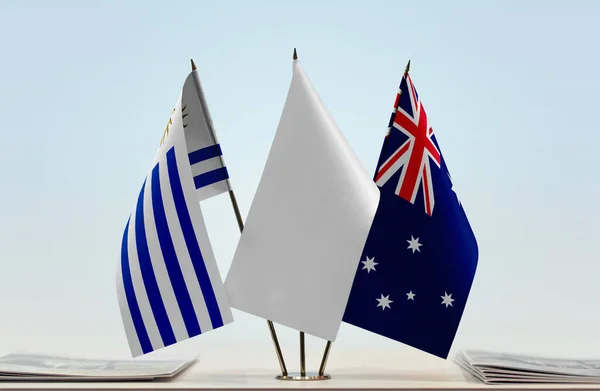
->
[274, 332, 332, 381]
[189, 59, 289, 378]
[274, 48, 334, 382]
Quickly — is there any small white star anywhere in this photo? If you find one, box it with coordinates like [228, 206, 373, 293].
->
[376, 294, 393, 310]
[361, 256, 378, 273]
[407, 236, 423, 253]
[441, 292, 455, 308]
[406, 291, 416, 300]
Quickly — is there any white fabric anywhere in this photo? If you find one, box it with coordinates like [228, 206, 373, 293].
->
[224, 60, 379, 342]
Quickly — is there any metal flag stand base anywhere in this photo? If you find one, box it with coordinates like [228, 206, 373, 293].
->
[274, 330, 332, 381]
[276, 373, 331, 381]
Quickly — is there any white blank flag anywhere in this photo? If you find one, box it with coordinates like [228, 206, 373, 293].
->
[224, 59, 379, 342]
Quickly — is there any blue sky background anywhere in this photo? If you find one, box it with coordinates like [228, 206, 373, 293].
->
[1, 0, 599, 363]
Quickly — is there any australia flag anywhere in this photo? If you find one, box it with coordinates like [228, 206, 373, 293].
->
[342, 66, 479, 359]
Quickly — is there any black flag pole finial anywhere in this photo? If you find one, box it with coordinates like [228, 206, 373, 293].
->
[293, 48, 298, 60]
[404, 59, 411, 75]
[191, 59, 197, 71]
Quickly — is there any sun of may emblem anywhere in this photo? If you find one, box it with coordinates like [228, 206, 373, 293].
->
[160, 107, 176, 145]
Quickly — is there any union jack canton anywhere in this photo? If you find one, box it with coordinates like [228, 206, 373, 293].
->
[374, 73, 441, 216]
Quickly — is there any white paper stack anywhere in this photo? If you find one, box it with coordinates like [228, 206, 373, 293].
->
[0, 353, 194, 381]
[456, 350, 600, 384]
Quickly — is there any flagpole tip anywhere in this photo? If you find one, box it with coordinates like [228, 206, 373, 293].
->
[191, 59, 197, 71]
[405, 59, 411, 74]
[293, 48, 298, 60]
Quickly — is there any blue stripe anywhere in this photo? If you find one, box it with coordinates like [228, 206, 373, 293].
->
[134, 178, 177, 346]
[121, 217, 153, 354]
[193, 167, 229, 190]
[151, 163, 201, 337]
[188, 144, 223, 165]
[166, 147, 224, 329]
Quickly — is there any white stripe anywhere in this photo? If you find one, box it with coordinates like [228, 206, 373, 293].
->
[128, 183, 164, 351]
[161, 149, 213, 334]
[396, 144, 413, 192]
[144, 165, 188, 342]
[196, 180, 229, 201]
[375, 139, 411, 187]
[396, 105, 419, 127]
[412, 158, 427, 203]
[422, 160, 435, 212]
[190, 156, 223, 178]
[174, 143, 234, 326]
[116, 255, 142, 357]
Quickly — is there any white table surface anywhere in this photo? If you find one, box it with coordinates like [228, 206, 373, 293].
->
[0, 348, 599, 391]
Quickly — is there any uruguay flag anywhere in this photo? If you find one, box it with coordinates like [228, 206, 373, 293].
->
[342, 66, 478, 359]
[117, 67, 234, 357]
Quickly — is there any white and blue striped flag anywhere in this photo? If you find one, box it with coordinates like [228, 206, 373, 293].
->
[117, 67, 233, 357]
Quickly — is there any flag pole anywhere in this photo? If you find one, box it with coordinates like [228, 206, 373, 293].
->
[293, 48, 308, 379]
[300, 331, 306, 377]
[318, 340, 332, 376]
[286, 48, 333, 381]
[190, 59, 288, 377]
